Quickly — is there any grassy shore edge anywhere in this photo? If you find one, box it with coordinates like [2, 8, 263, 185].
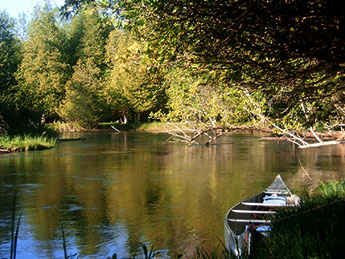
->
[0, 135, 56, 153]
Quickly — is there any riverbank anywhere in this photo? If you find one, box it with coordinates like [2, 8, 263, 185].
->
[50, 121, 345, 144]
[50, 121, 345, 138]
[3, 120, 345, 153]
[50, 121, 191, 132]
[50, 121, 274, 134]
[0, 135, 56, 153]
[0, 125, 59, 153]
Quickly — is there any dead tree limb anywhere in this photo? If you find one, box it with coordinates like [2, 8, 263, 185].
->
[242, 89, 341, 149]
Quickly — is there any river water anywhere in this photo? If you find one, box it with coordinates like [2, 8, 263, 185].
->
[0, 132, 344, 258]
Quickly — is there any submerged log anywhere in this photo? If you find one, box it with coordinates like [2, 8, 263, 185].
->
[57, 138, 86, 142]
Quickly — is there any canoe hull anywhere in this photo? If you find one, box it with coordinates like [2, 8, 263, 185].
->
[224, 175, 300, 257]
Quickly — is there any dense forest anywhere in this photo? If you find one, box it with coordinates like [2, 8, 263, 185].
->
[1, 2, 166, 131]
[1, 0, 345, 140]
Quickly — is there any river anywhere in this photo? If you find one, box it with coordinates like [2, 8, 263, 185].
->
[0, 132, 344, 258]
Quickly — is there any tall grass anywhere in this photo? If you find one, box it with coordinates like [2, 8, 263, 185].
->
[254, 180, 345, 259]
[0, 135, 56, 152]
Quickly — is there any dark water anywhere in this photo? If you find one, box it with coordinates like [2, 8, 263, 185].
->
[0, 132, 344, 258]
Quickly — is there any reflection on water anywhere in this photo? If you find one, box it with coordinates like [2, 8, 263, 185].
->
[0, 132, 345, 258]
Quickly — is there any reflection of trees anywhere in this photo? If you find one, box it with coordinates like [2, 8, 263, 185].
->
[1, 133, 345, 257]
[102, 133, 300, 256]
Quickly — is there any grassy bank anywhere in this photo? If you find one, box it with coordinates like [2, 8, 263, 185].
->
[0, 124, 59, 153]
[51, 121, 267, 133]
[254, 180, 345, 259]
[99, 121, 189, 132]
[0, 135, 56, 152]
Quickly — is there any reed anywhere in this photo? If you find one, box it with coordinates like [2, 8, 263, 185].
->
[185, 238, 232, 259]
[10, 190, 21, 259]
[187, 246, 230, 259]
[140, 242, 161, 259]
[61, 223, 68, 259]
[60, 223, 79, 259]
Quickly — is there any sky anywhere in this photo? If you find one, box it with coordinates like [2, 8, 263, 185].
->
[0, 0, 65, 18]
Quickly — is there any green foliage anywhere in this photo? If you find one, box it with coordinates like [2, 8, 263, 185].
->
[0, 11, 21, 133]
[48, 121, 85, 132]
[98, 121, 182, 131]
[61, 0, 345, 133]
[188, 246, 231, 259]
[318, 180, 345, 200]
[104, 30, 166, 123]
[59, 7, 113, 128]
[59, 59, 109, 128]
[15, 4, 69, 118]
[0, 11, 20, 92]
[155, 69, 264, 129]
[139, 242, 161, 259]
[1, 0, 344, 134]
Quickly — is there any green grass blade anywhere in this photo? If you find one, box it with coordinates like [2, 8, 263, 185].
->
[140, 243, 148, 259]
[13, 213, 22, 259]
[61, 223, 68, 259]
[10, 190, 19, 259]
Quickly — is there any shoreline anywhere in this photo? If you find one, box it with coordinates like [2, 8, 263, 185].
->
[0, 135, 56, 154]
[52, 122, 345, 141]
[2, 122, 344, 154]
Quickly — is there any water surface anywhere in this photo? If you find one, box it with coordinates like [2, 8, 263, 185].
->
[0, 132, 344, 258]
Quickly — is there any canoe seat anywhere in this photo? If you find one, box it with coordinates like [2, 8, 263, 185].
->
[241, 202, 293, 207]
[228, 219, 271, 224]
[232, 209, 276, 214]
[263, 194, 287, 205]
[264, 191, 289, 195]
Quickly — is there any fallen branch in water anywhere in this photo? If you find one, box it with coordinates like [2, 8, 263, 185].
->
[165, 121, 229, 145]
[242, 89, 343, 149]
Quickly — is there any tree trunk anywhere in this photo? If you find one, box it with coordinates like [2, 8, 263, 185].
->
[41, 113, 46, 124]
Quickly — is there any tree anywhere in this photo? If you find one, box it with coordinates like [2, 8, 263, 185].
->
[104, 30, 166, 123]
[0, 11, 20, 92]
[59, 59, 109, 128]
[16, 4, 69, 121]
[155, 68, 265, 144]
[62, 0, 345, 82]
[59, 7, 113, 128]
[0, 11, 21, 133]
